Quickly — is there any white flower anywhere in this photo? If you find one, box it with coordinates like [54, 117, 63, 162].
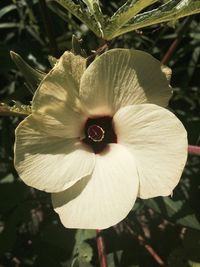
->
[14, 49, 188, 229]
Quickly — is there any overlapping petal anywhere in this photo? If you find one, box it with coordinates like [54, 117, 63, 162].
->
[79, 49, 172, 116]
[52, 144, 139, 229]
[113, 104, 188, 198]
[14, 115, 95, 193]
[32, 52, 87, 138]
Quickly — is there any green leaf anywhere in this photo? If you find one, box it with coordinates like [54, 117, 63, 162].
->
[10, 51, 45, 93]
[183, 230, 200, 264]
[144, 197, 200, 230]
[0, 182, 27, 212]
[75, 229, 96, 245]
[109, 0, 200, 39]
[55, 0, 103, 37]
[107, 251, 123, 267]
[109, 0, 158, 30]
[0, 4, 16, 19]
[0, 173, 14, 183]
[78, 242, 93, 263]
[71, 258, 93, 267]
[0, 22, 20, 29]
[82, 0, 107, 37]
[47, 1, 83, 33]
[189, 261, 200, 267]
[82, 0, 100, 14]
[72, 230, 95, 265]
[0, 202, 32, 254]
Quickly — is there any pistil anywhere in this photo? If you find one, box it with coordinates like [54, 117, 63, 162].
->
[82, 116, 117, 154]
[87, 125, 105, 142]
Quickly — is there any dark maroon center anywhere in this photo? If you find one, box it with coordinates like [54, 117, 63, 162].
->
[87, 124, 105, 142]
[82, 116, 117, 153]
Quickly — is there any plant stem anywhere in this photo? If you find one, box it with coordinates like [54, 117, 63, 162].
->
[161, 37, 179, 65]
[38, 0, 59, 57]
[86, 40, 108, 67]
[124, 222, 166, 266]
[96, 229, 108, 267]
[161, 17, 192, 65]
[188, 145, 200, 156]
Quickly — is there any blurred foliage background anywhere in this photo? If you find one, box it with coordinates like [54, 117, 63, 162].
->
[0, 0, 200, 266]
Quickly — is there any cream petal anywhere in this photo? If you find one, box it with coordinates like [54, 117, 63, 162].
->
[113, 104, 188, 198]
[32, 52, 87, 138]
[31, 112, 85, 139]
[14, 115, 95, 193]
[79, 49, 172, 116]
[52, 144, 139, 229]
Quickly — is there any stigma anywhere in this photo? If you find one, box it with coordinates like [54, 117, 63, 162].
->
[82, 116, 117, 154]
[87, 125, 105, 142]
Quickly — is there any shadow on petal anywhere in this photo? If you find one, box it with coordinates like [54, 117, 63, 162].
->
[52, 174, 91, 208]
[129, 51, 172, 106]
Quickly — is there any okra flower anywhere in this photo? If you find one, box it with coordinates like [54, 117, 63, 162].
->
[14, 49, 187, 229]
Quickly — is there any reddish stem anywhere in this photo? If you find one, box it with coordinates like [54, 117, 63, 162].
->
[161, 38, 179, 65]
[161, 17, 192, 65]
[96, 229, 108, 267]
[124, 222, 166, 267]
[188, 145, 200, 155]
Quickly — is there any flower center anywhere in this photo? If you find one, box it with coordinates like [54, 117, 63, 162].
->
[87, 125, 105, 142]
[82, 116, 117, 154]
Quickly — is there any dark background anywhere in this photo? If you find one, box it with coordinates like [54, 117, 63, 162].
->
[0, 1, 200, 266]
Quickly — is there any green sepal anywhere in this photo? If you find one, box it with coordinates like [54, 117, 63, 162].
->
[0, 102, 31, 117]
[10, 51, 45, 93]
